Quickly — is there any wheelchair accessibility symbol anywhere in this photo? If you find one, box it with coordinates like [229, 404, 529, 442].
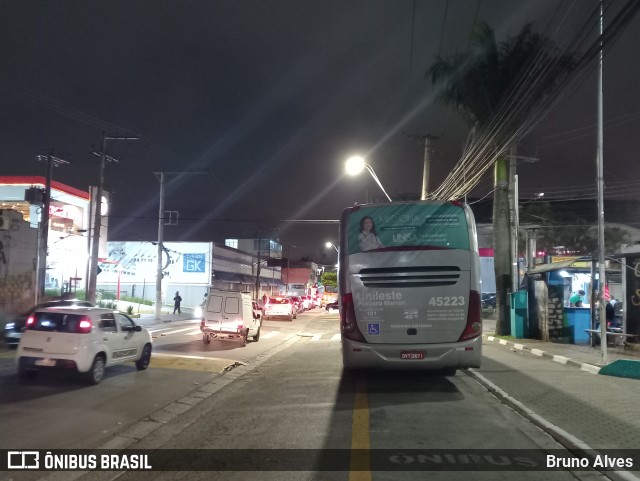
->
[367, 323, 380, 335]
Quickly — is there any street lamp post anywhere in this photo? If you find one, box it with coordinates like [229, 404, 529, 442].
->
[325, 242, 338, 253]
[345, 156, 392, 202]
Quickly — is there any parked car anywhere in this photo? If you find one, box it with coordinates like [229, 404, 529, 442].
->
[481, 293, 497, 309]
[264, 296, 296, 321]
[325, 301, 339, 313]
[4, 298, 94, 348]
[16, 306, 152, 384]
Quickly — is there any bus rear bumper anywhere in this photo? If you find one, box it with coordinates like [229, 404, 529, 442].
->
[341, 335, 482, 370]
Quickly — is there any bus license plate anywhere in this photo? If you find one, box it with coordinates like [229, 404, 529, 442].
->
[401, 351, 425, 360]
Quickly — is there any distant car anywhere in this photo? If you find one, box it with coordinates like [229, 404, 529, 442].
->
[252, 301, 262, 320]
[4, 298, 94, 348]
[325, 301, 339, 313]
[312, 295, 322, 308]
[16, 306, 152, 384]
[481, 293, 497, 309]
[289, 296, 303, 313]
[264, 296, 296, 321]
[300, 296, 312, 310]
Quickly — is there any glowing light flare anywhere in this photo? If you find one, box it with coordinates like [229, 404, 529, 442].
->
[345, 156, 366, 176]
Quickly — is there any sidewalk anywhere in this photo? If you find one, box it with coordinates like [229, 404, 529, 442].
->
[483, 318, 640, 376]
[136, 311, 196, 327]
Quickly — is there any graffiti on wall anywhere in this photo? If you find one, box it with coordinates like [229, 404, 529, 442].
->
[0, 270, 34, 303]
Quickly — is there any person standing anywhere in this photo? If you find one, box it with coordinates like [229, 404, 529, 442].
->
[173, 291, 182, 314]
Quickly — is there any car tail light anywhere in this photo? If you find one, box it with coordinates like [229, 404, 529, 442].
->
[26, 315, 35, 328]
[340, 293, 367, 343]
[77, 316, 93, 334]
[458, 290, 482, 342]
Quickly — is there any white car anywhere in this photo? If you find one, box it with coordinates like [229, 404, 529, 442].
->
[264, 296, 296, 321]
[16, 306, 153, 385]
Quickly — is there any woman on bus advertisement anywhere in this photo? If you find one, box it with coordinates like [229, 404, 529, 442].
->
[348, 203, 470, 255]
[358, 216, 384, 251]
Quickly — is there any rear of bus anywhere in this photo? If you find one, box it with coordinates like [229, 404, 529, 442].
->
[339, 201, 482, 372]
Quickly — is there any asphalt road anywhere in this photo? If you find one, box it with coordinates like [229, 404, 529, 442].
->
[0, 310, 608, 481]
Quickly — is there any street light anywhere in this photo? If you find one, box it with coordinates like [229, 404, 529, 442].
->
[325, 241, 338, 253]
[345, 155, 392, 202]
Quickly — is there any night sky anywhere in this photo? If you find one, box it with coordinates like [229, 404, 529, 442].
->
[2, 1, 639, 263]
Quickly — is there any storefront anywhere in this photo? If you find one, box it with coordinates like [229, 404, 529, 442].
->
[0, 176, 92, 298]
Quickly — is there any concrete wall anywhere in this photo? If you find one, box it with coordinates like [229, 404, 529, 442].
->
[0, 210, 38, 319]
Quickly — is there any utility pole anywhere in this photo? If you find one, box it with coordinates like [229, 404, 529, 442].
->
[156, 171, 166, 320]
[596, 0, 607, 365]
[35, 153, 69, 301]
[402, 132, 438, 199]
[87, 133, 139, 303]
[152, 170, 205, 319]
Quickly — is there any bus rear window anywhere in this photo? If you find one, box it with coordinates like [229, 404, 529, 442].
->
[346, 203, 470, 255]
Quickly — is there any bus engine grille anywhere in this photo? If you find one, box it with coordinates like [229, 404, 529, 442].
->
[357, 266, 461, 288]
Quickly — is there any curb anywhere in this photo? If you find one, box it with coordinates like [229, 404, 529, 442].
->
[484, 335, 601, 375]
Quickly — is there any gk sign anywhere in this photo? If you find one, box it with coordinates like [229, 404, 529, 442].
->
[183, 254, 205, 273]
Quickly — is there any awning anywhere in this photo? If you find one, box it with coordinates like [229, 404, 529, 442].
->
[528, 259, 584, 275]
[258, 277, 285, 287]
[213, 270, 246, 283]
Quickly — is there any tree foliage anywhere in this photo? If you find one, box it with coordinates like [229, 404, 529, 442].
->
[519, 202, 630, 255]
[321, 271, 337, 288]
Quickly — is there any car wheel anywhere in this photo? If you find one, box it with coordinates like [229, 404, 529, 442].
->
[293, 311, 297, 319]
[86, 355, 106, 385]
[136, 343, 152, 371]
[203, 334, 211, 344]
[240, 329, 248, 347]
[253, 326, 261, 342]
[288, 314, 293, 322]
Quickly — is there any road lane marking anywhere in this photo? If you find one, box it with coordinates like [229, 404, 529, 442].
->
[262, 331, 279, 339]
[148, 328, 172, 334]
[350, 378, 372, 481]
[310, 334, 322, 341]
[331, 333, 341, 342]
[160, 327, 197, 336]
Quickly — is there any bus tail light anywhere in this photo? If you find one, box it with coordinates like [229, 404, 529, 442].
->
[458, 290, 482, 342]
[341, 293, 367, 343]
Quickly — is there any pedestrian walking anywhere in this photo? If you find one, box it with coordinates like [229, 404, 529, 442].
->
[173, 291, 182, 314]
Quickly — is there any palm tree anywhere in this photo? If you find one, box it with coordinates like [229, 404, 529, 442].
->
[428, 21, 575, 335]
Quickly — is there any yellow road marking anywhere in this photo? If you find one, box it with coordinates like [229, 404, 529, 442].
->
[149, 355, 234, 374]
[349, 378, 371, 481]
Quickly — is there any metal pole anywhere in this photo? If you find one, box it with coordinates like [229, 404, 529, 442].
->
[39, 153, 54, 298]
[596, 1, 607, 365]
[421, 137, 431, 200]
[364, 164, 392, 202]
[155, 171, 165, 320]
[87, 135, 107, 303]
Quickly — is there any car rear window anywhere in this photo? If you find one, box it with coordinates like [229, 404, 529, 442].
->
[29, 313, 87, 333]
[269, 298, 291, 304]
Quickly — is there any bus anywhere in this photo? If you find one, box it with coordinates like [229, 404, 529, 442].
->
[338, 200, 482, 374]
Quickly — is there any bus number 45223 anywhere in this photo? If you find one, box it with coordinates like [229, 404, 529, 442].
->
[428, 296, 465, 307]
